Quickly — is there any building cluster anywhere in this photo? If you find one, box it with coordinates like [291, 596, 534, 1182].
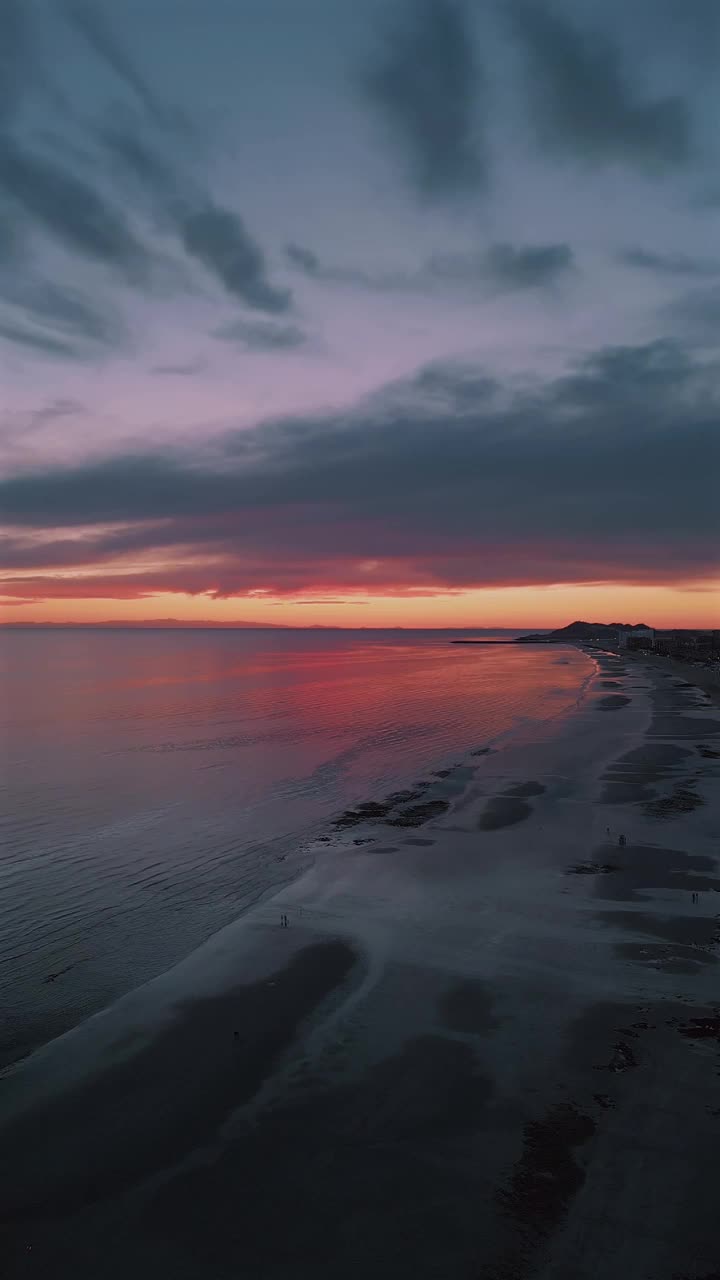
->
[618, 628, 720, 662]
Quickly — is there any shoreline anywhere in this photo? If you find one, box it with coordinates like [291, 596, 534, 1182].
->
[624, 648, 720, 706]
[3, 652, 720, 1277]
[0, 643, 596, 1075]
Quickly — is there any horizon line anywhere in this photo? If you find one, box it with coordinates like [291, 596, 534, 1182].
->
[0, 621, 717, 633]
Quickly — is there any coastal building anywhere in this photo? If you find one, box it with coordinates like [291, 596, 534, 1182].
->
[654, 630, 719, 660]
[618, 627, 655, 651]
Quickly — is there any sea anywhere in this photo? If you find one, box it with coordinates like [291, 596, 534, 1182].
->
[0, 627, 593, 1067]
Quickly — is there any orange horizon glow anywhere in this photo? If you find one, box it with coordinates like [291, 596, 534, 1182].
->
[1, 583, 717, 630]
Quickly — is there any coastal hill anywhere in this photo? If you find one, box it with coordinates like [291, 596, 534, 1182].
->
[515, 620, 649, 643]
[453, 620, 648, 646]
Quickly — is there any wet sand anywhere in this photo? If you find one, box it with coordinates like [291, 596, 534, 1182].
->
[2, 650, 720, 1279]
[1, 941, 358, 1219]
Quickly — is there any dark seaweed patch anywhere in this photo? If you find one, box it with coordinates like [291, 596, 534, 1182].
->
[498, 1103, 595, 1232]
[386, 799, 449, 827]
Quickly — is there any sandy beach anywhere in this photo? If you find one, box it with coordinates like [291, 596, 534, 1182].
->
[2, 649, 720, 1279]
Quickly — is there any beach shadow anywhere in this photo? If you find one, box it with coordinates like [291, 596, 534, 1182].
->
[585, 843, 719, 903]
[595, 909, 719, 949]
[135, 1035, 495, 1276]
[502, 781, 546, 799]
[479, 797, 532, 830]
[0, 940, 359, 1219]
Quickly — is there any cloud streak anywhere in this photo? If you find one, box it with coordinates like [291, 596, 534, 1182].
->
[618, 246, 720, 277]
[3, 280, 125, 349]
[99, 124, 292, 313]
[0, 320, 79, 358]
[0, 135, 151, 280]
[213, 317, 308, 349]
[0, 0, 292, 366]
[285, 240, 574, 295]
[1, 341, 717, 599]
[64, 0, 168, 125]
[0, 0, 32, 124]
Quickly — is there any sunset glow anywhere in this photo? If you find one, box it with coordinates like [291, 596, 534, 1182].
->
[1, 0, 718, 630]
[1, 583, 717, 630]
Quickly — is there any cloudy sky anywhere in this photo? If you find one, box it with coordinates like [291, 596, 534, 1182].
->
[0, 0, 718, 627]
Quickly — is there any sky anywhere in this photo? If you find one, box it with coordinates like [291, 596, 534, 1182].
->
[0, 0, 718, 629]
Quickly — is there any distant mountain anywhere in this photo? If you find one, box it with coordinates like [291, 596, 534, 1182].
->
[0, 619, 290, 630]
[516, 620, 650, 643]
[551, 620, 649, 638]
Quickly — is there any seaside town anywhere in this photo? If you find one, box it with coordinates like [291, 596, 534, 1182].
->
[615, 627, 719, 659]
[593, 626, 719, 670]
[518, 621, 720, 669]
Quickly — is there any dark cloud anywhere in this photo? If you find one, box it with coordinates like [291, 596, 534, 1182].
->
[551, 339, 702, 409]
[617, 247, 719, 277]
[510, 2, 692, 174]
[285, 243, 320, 275]
[63, 0, 167, 125]
[691, 184, 720, 210]
[647, 0, 720, 67]
[285, 240, 573, 294]
[0, 6, 289, 324]
[100, 124, 176, 194]
[98, 124, 292, 314]
[432, 242, 574, 290]
[213, 318, 308, 350]
[0, 125, 133, 361]
[151, 360, 204, 376]
[0, 0, 31, 123]
[1, 340, 717, 594]
[0, 204, 22, 264]
[663, 285, 720, 339]
[0, 135, 150, 280]
[284, 242, 380, 289]
[363, 0, 487, 199]
[180, 206, 290, 313]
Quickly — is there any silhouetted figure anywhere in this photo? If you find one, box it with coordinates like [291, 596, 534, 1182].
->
[618, 833, 626, 847]
[606, 826, 611, 837]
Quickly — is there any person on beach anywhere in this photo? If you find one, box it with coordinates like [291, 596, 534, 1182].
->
[618, 833, 626, 847]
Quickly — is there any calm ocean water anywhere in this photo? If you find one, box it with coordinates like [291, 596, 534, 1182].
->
[0, 628, 592, 1065]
